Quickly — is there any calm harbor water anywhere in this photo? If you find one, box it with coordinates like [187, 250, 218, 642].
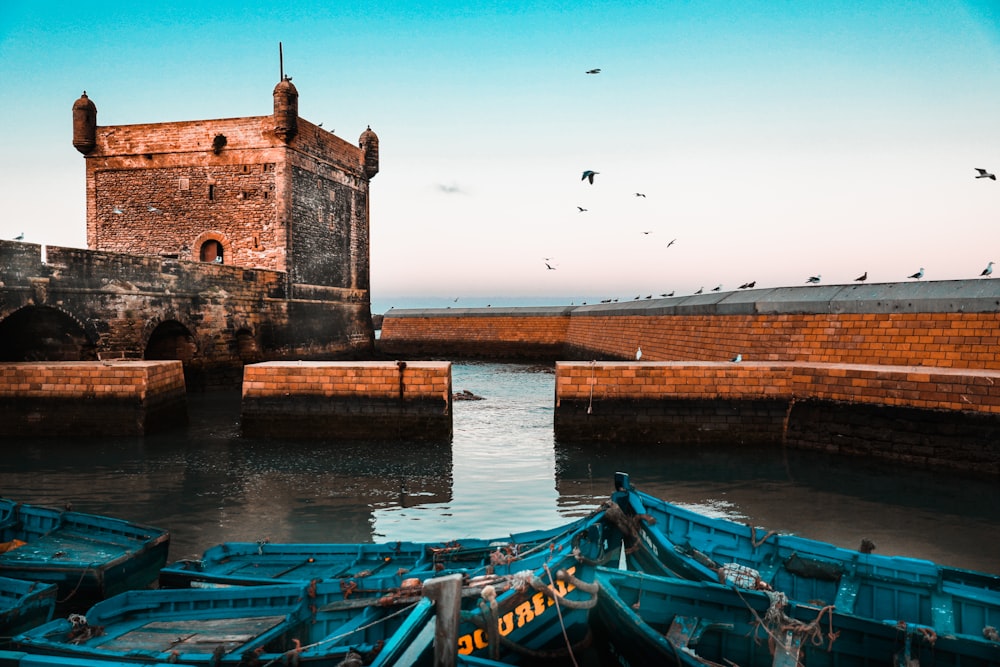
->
[2, 361, 999, 576]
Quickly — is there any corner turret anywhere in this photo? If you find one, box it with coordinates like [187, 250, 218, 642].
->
[360, 126, 379, 179]
[72, 91, 97, 154]
[273, 76, 299, 143]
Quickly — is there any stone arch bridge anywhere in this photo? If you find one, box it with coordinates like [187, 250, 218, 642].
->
[0, 240, 373, 389]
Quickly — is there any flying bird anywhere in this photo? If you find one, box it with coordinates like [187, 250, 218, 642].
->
[854, 271, 867, 282]
[577, 206, 587, 212]
[975, 168, 996, 180]
[581, 170, 599, 184]
[806, 275, 821, 284]
[544, 262, 557, 270]
[908, 267, 924, 280]
[666, 239, 676, 248]
[635, 192, 646, 198]
[586, 68, 601, 74]
[641, 230, 652, 235]
[731, 353, 742, 363]
[981, 261, 994, 277]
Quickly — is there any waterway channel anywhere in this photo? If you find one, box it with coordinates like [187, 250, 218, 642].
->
[2, 362, 998, 576]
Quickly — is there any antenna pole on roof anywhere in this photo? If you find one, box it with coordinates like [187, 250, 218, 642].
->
[279, 42, 284, 80]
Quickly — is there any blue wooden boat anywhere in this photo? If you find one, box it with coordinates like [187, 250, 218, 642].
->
[0, 576, 57, 639]
[608, 472, 1000, 649]
[0, 499, 170, 612]
[591, 566, 1000, 666]
[160, 516, 604, 589]
[12, 507, 621, 664]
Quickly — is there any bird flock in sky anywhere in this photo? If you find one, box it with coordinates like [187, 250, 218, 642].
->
[543, 89, 998, 302]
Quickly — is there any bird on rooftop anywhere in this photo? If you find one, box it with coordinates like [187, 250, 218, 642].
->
[694, 287, 703, 294]
[577, 206, 587, 212]
[982, 261, 994, 277]
[807, 275, 821, 284]
[13, 232, 24, 241]
[582, 170, 599, 184]
[908, 267, 924, 280]
[661, 291, 675, 297]
[975, 168, 996, 180]
[586, 68, 601, 74]
[731, 353, 742, 363]
[712, 284, 722, 292]
[667, 239, 676, 248]
[739, 281, 755, 289]
[855, 271, 867, 282]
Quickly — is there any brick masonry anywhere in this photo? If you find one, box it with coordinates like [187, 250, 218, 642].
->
[381, 283, 1000, 473]
[240, 361, 453, 441]
[0, 361, 186, 436]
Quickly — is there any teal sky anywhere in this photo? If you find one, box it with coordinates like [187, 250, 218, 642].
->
[2, 1, 999, 310]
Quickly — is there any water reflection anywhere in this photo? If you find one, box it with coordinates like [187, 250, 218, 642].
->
[1, 362, 998, 575]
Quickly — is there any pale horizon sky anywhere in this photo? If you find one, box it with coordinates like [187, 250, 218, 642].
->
[2, 1, 999, 315]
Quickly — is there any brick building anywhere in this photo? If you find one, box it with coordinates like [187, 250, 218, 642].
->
[72, 76, 378, 296]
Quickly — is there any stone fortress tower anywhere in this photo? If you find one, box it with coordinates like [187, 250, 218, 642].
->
[72, 76, 379, 297]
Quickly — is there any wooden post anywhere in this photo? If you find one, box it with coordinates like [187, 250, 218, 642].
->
[422, 573, 463, 667]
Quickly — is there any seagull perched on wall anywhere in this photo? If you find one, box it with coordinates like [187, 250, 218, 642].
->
[581, 170, 599, 184]
[855, 271, 867, 282]
[975, 168, 996, 180]
[147, 205, 163, 214]
[635, 345, 642, 360]
[112, 207, 124, 215]
[807, 274, 821, 284]
[13, 232, 24, 241]
[731, 353, 742, 363]
[982, 261, 994, 277]
[908, 267, 924, 280]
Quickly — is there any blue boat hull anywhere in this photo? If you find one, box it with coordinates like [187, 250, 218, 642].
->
[0, 499, 170, 612]
[608, 472, 1000, 650]
[0, 577, 56, 639]
[592, 567, 1000, 667]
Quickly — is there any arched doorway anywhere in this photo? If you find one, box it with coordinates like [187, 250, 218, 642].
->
[0, 306, 97, 361]
[145, 320, 197, 363]
[200, 240, 224, 264]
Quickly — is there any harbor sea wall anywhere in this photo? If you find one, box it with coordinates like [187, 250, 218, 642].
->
[379, 281, 1000, 367]
[553, 362, 1000, 475]
[240, 361, 453, 441]
[0, 360, 186, 436]
[380, 281, 1000, 474]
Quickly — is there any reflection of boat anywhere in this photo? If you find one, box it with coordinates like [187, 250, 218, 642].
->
[14, 507, 621, 664]
[592, 566, 1000, 666]
[160, 515, 610, 589]
[0, 499, 170, 611]
[608, 472, 1000, 648]
[0, 576, 57, 638]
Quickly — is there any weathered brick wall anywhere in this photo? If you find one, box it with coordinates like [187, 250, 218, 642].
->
[84, 110, 371, 295]
[0, 242, 373, 388]
[379, 282, 1000, 369]
[379, 307, 574, 359]
[0, 361, 187, 435]
[241, 361, 452, 440]
[553, 361, 1000, 474]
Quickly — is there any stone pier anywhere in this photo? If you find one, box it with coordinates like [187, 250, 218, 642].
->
[553, 361, 1000, 475]
[240, 361, 453, 441]
[0, 360, 187, 436]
